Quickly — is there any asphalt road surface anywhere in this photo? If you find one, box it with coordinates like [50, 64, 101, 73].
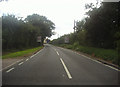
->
[2, 44, 120, 85]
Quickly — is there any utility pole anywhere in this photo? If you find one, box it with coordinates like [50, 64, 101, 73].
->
[57, 34, 59, 38]
[73, 20, 76, 33]
[73, 20, 75, 33]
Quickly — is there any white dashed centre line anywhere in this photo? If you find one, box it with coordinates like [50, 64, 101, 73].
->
[6, 67, 14, 73]
[60, 58, 72, 79]
[54, 49, 56, 51]
[18, 62, 24, 65]
[56, 51, 59, 55]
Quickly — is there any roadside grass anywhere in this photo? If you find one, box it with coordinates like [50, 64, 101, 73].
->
[2, 46, 43, 59]
[58, 44, 118, 66]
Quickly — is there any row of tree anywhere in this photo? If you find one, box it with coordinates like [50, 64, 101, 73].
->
[2, 14, 55, 51]
[52, 2, 120, 50]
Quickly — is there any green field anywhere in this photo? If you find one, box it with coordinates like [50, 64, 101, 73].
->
[2, 46, 43, 59]
[58, 44, 118, 66]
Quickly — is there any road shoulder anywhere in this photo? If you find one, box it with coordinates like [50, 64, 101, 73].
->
[2, 47, 43, 70]
[56, 46, 120, 70]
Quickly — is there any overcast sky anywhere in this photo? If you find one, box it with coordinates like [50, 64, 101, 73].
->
[0, 0, 103, 40]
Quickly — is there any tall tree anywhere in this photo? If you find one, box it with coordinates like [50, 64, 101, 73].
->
[25, 14, 55, 44]
[84, 2, 119, 48]
[2, 14, 55, 50]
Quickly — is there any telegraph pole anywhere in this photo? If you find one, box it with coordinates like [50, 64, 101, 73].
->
[57, 34, 59, 38]
[73, 20, 76, 33]
[73, 20, 75, 33]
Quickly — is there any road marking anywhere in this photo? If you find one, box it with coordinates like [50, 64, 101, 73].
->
[18, 62, 24, 65]
[53, 48, 57, 53]
[56, 51, 59, 55]
[16, 59, 23, 62]
[54, 48, 56, 51]
[60, 58, 72, 79]
[1, 48, 44, 71]
[77, 53, 120, 71]
[75, 51, 120, 71]
[104, 64, 119, 71]
[92, 60, 102, 64]
[6, 67, 14, 73]
[58, 46, 120, 72]
[26, 58, 29, 61]
[29, 48, 44, 59]
[0, 59, 23, 71]
[30, 55, 34, 58]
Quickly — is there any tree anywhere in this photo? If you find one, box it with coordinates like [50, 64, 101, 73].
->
[25, 14, 55, 45]
[0, 0, 8, 2]
[2, 14, 55, 50]
[84, 2, 119, 49]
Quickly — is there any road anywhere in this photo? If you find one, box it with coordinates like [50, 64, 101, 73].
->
[2, 44, 119, 85]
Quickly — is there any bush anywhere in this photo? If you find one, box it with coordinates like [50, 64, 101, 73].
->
[73, 42, 79, 49]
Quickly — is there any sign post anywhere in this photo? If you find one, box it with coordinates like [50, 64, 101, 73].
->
[37, 36, 42, 46]
[64, 36, 69, 44]
[37, 36, 41, 42]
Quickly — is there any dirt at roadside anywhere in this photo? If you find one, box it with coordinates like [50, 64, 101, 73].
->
[2, 47, 43, 69]
[2, 57, 24, 69]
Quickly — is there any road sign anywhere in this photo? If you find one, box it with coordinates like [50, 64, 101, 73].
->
[64, 36, 69, 43]
[37, 36, 41, 42]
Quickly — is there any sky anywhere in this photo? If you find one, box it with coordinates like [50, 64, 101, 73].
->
[0, 0, 102, 40]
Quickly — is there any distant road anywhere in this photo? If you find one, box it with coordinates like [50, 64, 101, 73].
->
[2, 44, 119, 85]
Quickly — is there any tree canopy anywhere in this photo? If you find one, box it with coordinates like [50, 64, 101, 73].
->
[52, 2, 119, 49]
[2, 14, 55, 50]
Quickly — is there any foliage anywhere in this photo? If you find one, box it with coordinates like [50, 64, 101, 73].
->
[2, 14, 55, 51]
[0, 0, 8, 2]
[51, 2, 119, 66]
[51, 35, 68, 45]
[84, 2, 119, 49]
[52, 2, 119, 49]
[58, 44, 118, 66]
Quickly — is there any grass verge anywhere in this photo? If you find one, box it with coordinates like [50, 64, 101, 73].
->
[2, 46, 43, 59]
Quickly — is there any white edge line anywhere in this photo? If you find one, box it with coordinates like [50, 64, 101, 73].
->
[26, 58, 29, 61]
[18, 62, 24, 65]
[60, 58, 72, 79]
[31, 55, 34, 58]
[104, 64, 119, 71]
[30, 47, 44, 59]
[1, 59, 23, 71]
[75, 51, 120, 71]
[1, 47, 44, 71]
[6, 67, 14, 73]
[58, 46, 120, 72]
